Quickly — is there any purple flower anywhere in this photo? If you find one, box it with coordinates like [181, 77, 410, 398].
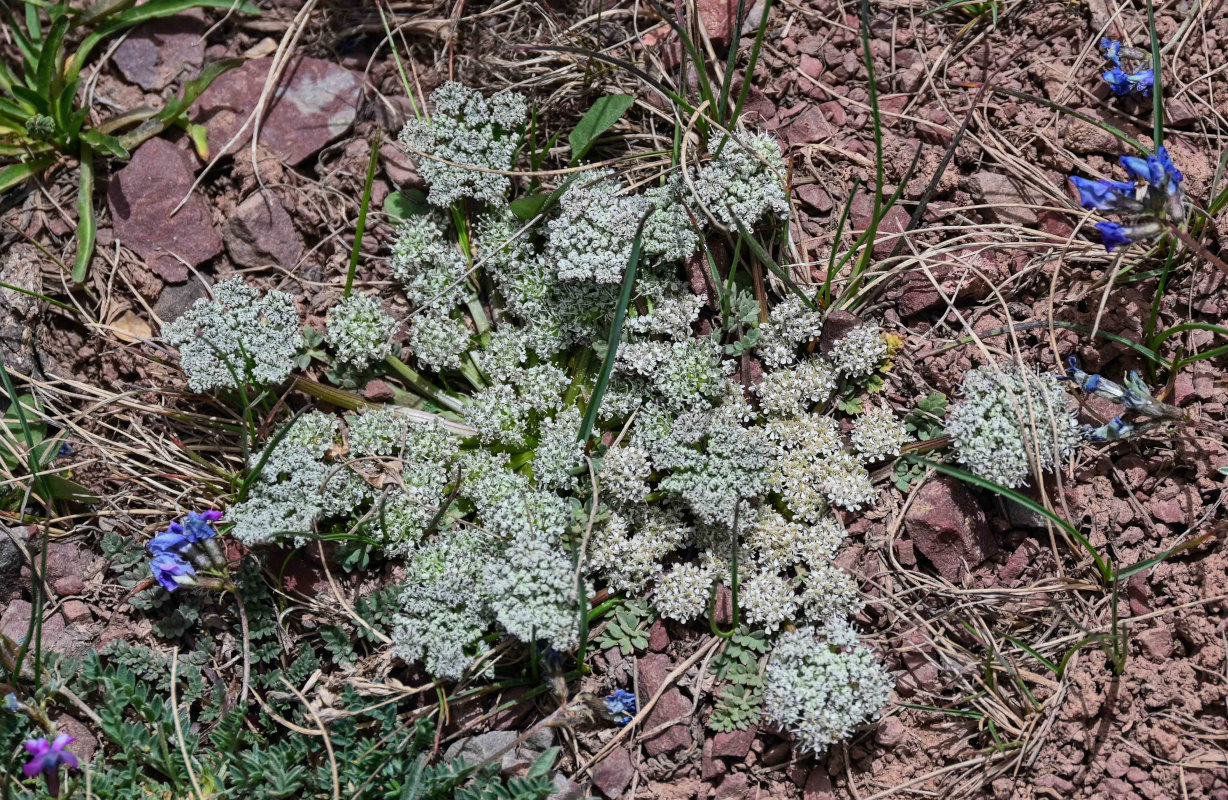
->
[148, 530, 191, 557]
[602, 689, 637, 726]
[23, 734, 79, 796]
[150, 553, 196, 592]
[1069, 176, 1141, 213]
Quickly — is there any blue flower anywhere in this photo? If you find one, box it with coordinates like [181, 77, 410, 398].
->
[148, 530, 191, 557]
[602, 689, 637, 726]
[1095, 221, 1135, 251]
[1101, 38, 1123, 67]
[1087, 416, 1135, 441]
[150, 553, 195, 592]
[1069, 176, 1140, 213]
[23, 734, 79, 796]
[1120, 147, 1183, 197]
[1103, 66, 1153, 97]
[181, 510, 222, 543]
[4, 693, 19, 712]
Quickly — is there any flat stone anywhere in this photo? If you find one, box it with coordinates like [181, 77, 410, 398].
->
[192, 56, 362, 166]
[647, 619, 669, 653]
[716, 773, 751, 800]
[224, 190, 303, 269]
[111, 12, 205, 91]
[804, 767, 837, 800]
[850, 192, 910, 256]
[53, 716, 99, 762]
[637, 652, 674, 698]
[817, 310, 862, 357]
[904, 476, 996, 582]
[875, 716, 907, 747]
[797, 184, 833, 213]
[1136, 625, 1173, 661]
[642, 688, 692, 756]
[711, 724, 757, 758]
[108, 137, 222, 283]
[380, 141, 421, 187]
[968, 172, 1038, 227]
[701, 738, 728, 780]
[61, 600, 91, 625]
[697, 0, 737, 46]
[786, 106, 836, 146]
[591, 747, 633, 798]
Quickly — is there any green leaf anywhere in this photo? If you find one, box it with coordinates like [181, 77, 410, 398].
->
[0, 157, 53, 192]
[80, 129, 127, 159]
[384, 189, 431, 220]
[73, 143, 95, 282]
[568, 94, 634, 165]
[509, 193, 548, 220]
[34, 18, 69, 97]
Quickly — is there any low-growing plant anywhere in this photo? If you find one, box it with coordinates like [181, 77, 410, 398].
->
[0, 0, 258, 280]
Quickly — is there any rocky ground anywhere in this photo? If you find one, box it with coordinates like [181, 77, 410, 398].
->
[2, 0, 1227, 798]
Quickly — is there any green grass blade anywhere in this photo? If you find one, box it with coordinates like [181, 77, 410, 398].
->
[577, 210, 653, 446]
[905, 456, 1112, 583]
[1145, 0, 1163, 151]
[345, 130, 381, 298]
[728, 0, 773, 126]
[1001, 632, 1061, 677]
[72, 143, 95, 282]
[819, 176, 860, 307]
[716, 0, 748, 124]
[727, 208, 817, 310]
[1117, 533, 1210, 579]
[642, 0, 716, 120]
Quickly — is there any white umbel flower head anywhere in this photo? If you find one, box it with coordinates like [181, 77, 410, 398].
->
[326, 293, 395, 371]
[850, 404, 912, 462]
[400, 82, 526, 207]
[946, 363, 1082, 488]
[164, 277, 303, 392]
[694, 132, 790, 228]
[763, 626, 893, 754]
[828, 324, 888, 379]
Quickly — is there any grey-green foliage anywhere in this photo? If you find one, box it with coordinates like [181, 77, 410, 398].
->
[0, 644, 559, 800]
[708, 628, 770, 733]
[595, 599, 656, 655]
[946, 363, 1083, 488]
[163, 277, 303, 392]
[325, 292, 395, 371]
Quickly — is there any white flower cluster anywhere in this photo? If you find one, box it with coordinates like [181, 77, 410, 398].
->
[851, 404, 912, 462]
[164, 277, 302, 392]
[947, 363, 1083, 488]
[547, 170, 651, 284]
[762, 624, 894, 754]
[400, 82, 526, 207]
[756, 294, 824, 369]
[326, 293, 395, 371]
[694, 132, 790, 228]
[829, 323, 889, 379]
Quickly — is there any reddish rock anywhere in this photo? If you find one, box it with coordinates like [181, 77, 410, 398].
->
[53, 573, 85, 597]
[875, 716, 907, 748]
[804, 767, 837, 800]
[968, 173, 1038, 227]
[111, 12, 205, 91]
[591, 747, 634, 799]
[1148, 496, 1185, 525]
[1126, 574, 1153, 616]
[697, 0, 737, 46]
[712, 583, 734, 626]
[711, 724, 757, 758]
[1136, 625, 1173, 661]
[53, 716, 99, 762]
[61, 600, 92, 625]
[817, 310, 862, 356]
[905, 476, 996, 582]
[108, 137, 222, 283]
[637, 652, 674, 698]
[1105, 751, 1131, 779]
[647, 619, 669, 652]
[762, 741, 791, 766]
[380, 141, 421, 188]
[893, 538, 917, 567]
[999, 540, 1041, 584]
[797, 184, 833, 213]
[850, 192, 910, 256]
[192, 56, 362, 166]
[362, 380, 396, 402]
[786, 106, 836, 146]
[716, 773, 751, 800]
[642, 688, 693, 756]
[224, 190, 303, 270]
[799, 54, 823, 80]
[702, 738, 728, 780]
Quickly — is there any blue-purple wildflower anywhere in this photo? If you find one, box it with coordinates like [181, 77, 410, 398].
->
[23, 734, 79, 797]
[1070, 146, 1184, 250]
[148, 510, 223, 592]
[1100, 38, 1153, 97]
[602, 689, 637, 726]
[1063, 358, 1184, 441]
